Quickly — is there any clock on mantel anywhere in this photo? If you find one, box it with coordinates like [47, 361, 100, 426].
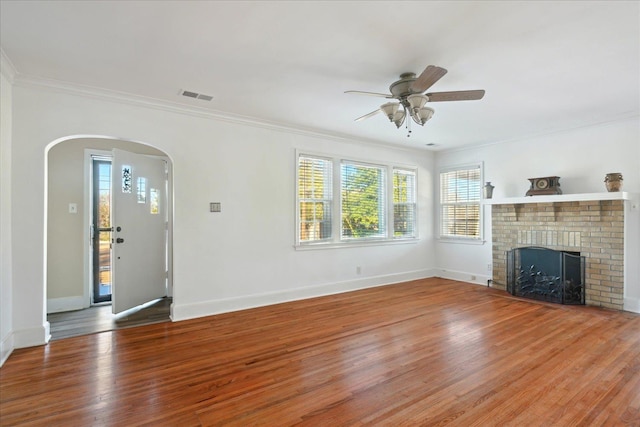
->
[526, 176, 562, 196]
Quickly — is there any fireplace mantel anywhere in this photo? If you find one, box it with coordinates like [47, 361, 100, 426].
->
[483, 191, 638, 206]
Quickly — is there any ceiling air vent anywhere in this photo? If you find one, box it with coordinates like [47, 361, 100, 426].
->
[181, 90, 213, 101]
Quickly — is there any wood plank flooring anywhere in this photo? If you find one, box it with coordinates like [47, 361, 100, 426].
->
[47, 297, 172, 340]
[2, 278, 640, 426]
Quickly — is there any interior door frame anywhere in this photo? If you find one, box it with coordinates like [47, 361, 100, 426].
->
[83, 147, 174, 307]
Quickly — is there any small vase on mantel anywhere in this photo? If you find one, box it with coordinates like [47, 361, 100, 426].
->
[604, 173, 623, 192]
[483, 182, 495, 199]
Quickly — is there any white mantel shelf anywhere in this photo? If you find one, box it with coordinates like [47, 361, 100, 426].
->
[483, 191, 639, 205]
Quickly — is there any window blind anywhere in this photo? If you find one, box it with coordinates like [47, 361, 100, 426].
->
[440, 166, 481, 238]
[298, 156, 332, 242]
[393, 168, 416, 238]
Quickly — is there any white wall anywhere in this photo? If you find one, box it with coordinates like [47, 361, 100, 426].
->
[1, 69, 14, 365]
[434, 118, 640, 304]
[8, 83, 436, 346]
[7, 75, 636, 358]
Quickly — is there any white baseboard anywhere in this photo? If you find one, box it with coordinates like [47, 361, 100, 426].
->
[47, 296, 88, 313]
[13, 323, 51, 349]
[434, 268, 492, 287]
[0, 331, 14, 367]
[624, 297, 640, 313]
[171, 269, 437, 322]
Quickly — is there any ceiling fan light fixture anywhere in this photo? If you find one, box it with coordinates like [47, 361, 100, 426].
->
[380, 102, 400, 121]
[392, 109, 406, 128]
[407, 94, 429, 110]
[412, 107, 435, 126]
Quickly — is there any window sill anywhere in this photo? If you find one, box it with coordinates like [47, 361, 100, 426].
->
[295, 238, 419, 251]
[437, 237, 486, 245]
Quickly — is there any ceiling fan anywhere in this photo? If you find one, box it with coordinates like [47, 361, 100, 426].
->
[345, 65, 485, 137]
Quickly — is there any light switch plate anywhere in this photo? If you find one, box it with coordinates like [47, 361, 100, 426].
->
[209, 202, 221, 213]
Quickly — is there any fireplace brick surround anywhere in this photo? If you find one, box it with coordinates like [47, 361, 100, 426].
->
[491, 200, 624, 310]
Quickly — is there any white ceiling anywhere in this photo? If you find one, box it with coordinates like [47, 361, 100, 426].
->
[1, 1, 638, 151]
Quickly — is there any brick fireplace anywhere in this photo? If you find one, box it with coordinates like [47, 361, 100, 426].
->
[490, 198, 625, 310]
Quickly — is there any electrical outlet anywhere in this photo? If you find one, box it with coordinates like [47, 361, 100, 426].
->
[471, 275, 477, 281]
[356, 266, 361, 275]
[487, 263, 492, 271]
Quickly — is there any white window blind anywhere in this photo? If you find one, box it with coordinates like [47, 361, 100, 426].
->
[440, 166, 481, 239]
[298, 156, 332, 243]
[393, 168, 416, 238]
[341, 162, 386, 239]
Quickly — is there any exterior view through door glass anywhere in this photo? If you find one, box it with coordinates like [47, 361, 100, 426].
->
[92, 158, 113, 304]
[111, 149, 168, 314]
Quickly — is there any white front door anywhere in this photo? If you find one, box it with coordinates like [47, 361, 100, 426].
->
[111, 149, 168, 314]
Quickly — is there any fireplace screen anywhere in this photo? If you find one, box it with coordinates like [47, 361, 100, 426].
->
[507, 247, 585, 305]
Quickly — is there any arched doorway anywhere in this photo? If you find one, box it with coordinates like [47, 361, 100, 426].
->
[45, 136, 173, 339]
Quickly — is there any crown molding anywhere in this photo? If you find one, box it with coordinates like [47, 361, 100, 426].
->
[10, 73, 428, 154]
[0, 49, 17, 83]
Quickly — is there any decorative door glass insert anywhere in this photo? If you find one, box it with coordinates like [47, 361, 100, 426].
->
[122, 165, 132, 193]
[137, 177, 147, 204]
[150, 188, 159, 214]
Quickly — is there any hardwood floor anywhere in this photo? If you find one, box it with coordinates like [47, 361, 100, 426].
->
[2, 278, 640, 426]
[47, 297, 172, 340]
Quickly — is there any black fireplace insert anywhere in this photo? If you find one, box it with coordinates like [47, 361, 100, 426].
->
[507, 246, 585, 305]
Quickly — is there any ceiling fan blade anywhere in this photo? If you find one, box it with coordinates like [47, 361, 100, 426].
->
[426, 90, 486, 102]
[345, 90, 394, 99]
[354, 109, 381, 122]
[410, 65, 448, 93]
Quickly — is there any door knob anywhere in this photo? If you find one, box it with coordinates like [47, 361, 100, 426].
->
[116, 238, 125, 243]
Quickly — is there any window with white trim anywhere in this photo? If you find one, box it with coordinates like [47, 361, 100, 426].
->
[440, 165, 481, 240]
[393, 168, 417, 238]
[296, 153, 417, 246]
